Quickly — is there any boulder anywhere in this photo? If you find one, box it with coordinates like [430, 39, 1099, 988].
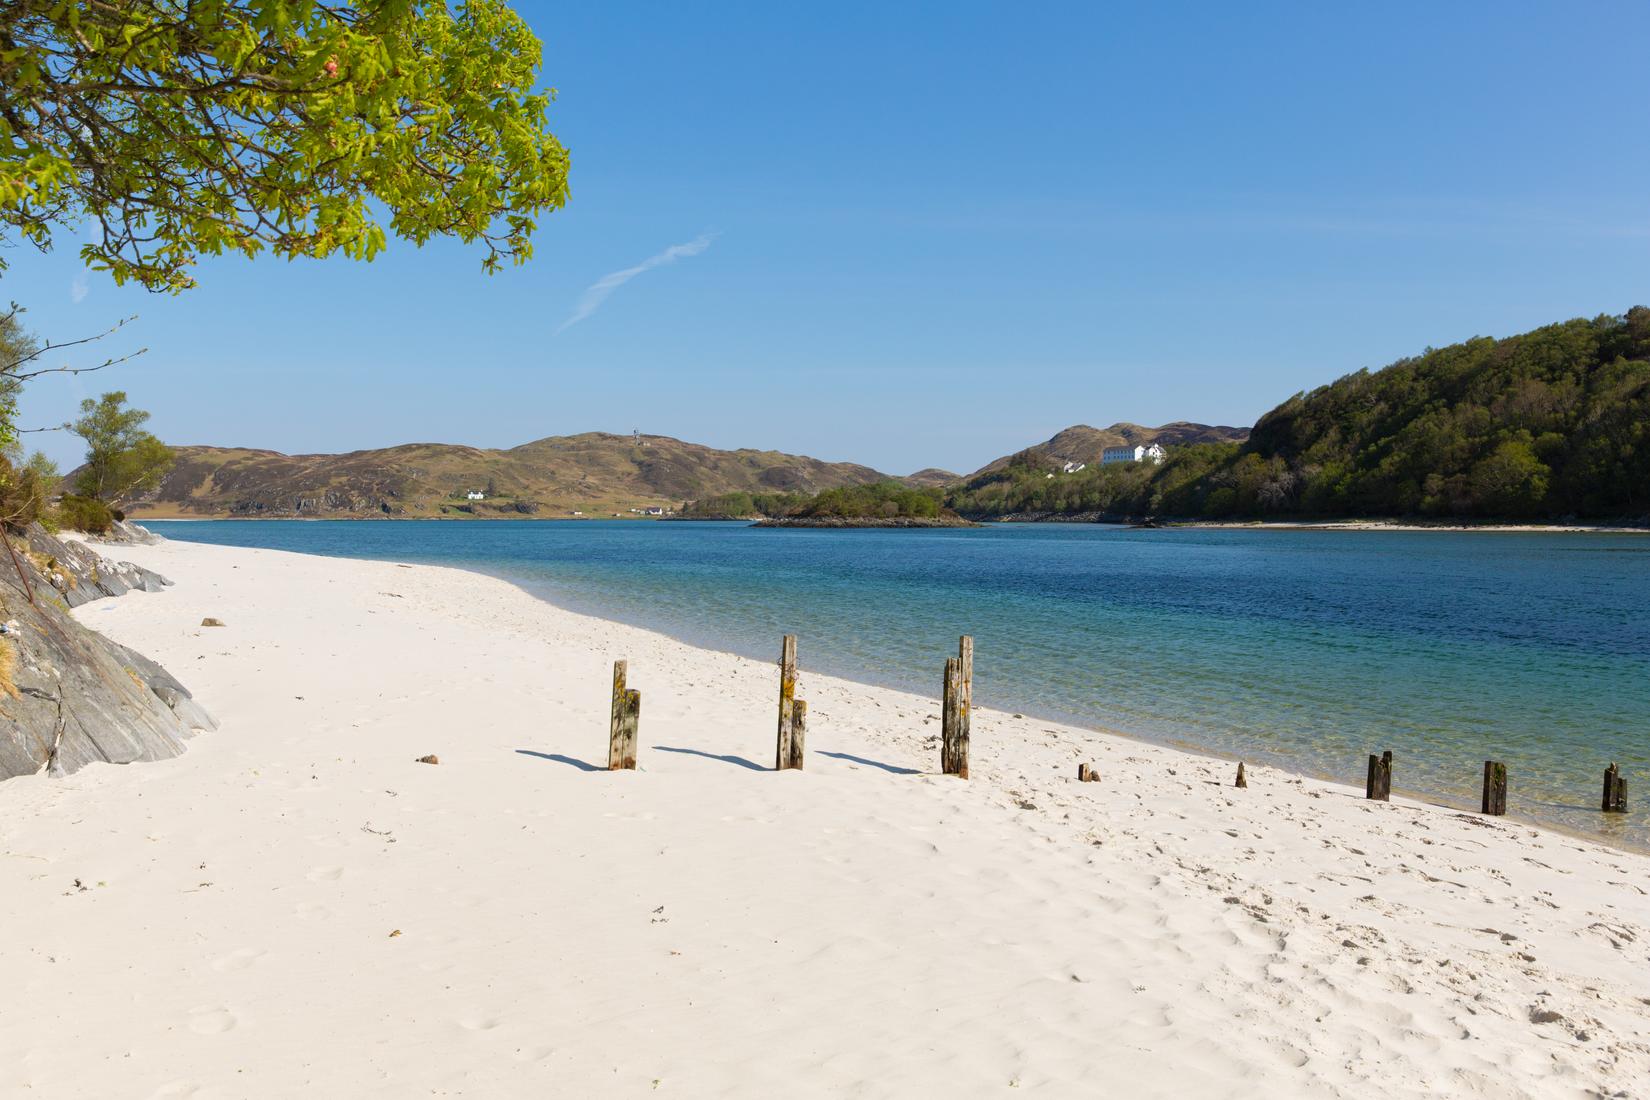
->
[0, 522, 212, 781]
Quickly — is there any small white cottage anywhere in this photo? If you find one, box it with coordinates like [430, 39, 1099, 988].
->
[1100, 444, 1166, 466]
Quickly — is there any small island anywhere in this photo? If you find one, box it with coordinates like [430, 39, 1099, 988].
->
[687, 482, 981, 527]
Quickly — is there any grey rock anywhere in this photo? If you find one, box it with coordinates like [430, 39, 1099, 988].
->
[19, 525, 172, 609]
[79, 519, 164, 546]
[0, 523, 212, 782]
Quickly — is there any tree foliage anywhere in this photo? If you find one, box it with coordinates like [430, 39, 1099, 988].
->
[792, 481, 944, 520]
[1, 0, 571, 291]
[70, 390, 174, 503]
[0, 447, 58, 529]
[686, 482, 948, 520]
[948, 308, 1650, 522]
[0, 305, 35, 446]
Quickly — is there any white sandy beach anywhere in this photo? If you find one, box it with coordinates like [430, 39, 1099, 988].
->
[2, 538, 1648, 1098]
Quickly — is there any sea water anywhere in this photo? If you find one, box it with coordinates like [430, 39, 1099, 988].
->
[148, 519, 1650, 849]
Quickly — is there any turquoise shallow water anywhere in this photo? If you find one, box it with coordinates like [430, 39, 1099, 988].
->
[147, 519, 1650, 850]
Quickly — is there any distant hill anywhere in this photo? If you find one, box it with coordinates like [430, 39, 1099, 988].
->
[969, 422, 1250, 479]
[903, 467, 962, 487]
[948, 308, 1650, 522]
[128, 433, 892, 518]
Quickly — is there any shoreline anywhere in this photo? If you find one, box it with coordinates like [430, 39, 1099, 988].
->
[4, 538, 1647, 1094]
[134, 511, 1650, 533]
[988, 513, 1650, 533]
[141, 523, 1650, 857]
[1169, 518, 1650, 534]
[444, 553, 1650, 858]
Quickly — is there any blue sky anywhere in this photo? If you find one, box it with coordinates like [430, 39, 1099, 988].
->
[8, 1, 1649, 475]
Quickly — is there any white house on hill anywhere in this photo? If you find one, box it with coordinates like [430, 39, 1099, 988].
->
[1100, 443, 1166, 466]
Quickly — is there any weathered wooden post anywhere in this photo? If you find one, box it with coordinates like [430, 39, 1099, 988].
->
[1235, 761, 1247, 788]
[1481, 760, 1507, 816]
[1077, 763, 1100, 782]
[941, 656, 967, 778]
[1603, 763, 1628, 813]
[957, 634, 973, 752]
[775, 634, 798, 770]
[788, 699, 807, 770]
[1365, 750, 1392, 801]
[608, 660, 638, 770]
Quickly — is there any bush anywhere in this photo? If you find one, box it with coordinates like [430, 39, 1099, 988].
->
[56, 494, 115, 534]
[0, 452, 57, 530]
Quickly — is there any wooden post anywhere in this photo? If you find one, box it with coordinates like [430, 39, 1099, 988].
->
[1235, 761, 1247, 788]
[1603, 763, 1628, 813]
[608, 660, 638, 770]
[775, 634, 797, 770]
[788, 699, 807, 770]
[1481, 760, 1507, 816]
[1077, 763, 1099, 782]
[957, 635, 973, 751]
[621, 690, 639, 767]
[1366, 751, 1391, 801]
[941, 656, 967, 778]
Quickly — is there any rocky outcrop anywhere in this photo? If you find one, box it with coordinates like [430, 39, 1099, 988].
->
[0, 523, 214, 780]
[18, 523, 171, 608]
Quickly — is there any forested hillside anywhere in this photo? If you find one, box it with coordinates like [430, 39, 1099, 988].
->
[950, 308, 1650, 522]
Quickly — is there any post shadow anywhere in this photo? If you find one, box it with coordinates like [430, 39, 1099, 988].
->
[515, 749, 604, 773]
[817, 750, 920, 775]
[653, 745, 767, 771]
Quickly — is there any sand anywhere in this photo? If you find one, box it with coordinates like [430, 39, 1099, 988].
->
[2, 538, 1647, 1098]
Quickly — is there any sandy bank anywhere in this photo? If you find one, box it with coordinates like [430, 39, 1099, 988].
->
[2, 539, 1647, 1097]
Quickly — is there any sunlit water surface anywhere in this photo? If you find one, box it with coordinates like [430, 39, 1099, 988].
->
[148, 519, 1650, 850]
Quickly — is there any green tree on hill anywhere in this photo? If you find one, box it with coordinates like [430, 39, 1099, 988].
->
[70, 391, 174, 505]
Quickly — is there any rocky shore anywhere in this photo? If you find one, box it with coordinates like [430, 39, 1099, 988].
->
[0, 521, 214, 780]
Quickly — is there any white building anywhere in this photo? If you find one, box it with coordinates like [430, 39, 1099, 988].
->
[1061, 461, 1087, 474]
[1100, 444, 1166, 466]
[465, 490, 485, 500]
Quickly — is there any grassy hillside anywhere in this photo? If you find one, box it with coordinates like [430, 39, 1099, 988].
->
[950, 308, 1650, 522]
[130, 433, 892, 519]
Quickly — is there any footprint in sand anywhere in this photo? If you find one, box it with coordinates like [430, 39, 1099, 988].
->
[294, 901, 334, 922]
[459, 1017, 503, 1032]
[210, 948, 265, 973]
[187, 1006, 237, 1035]
[150, 1082, 204, 1099]
[306, 865, 344, 882]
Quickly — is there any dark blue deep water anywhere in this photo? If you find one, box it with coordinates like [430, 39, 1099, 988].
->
[148, 520, 1650, 848]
